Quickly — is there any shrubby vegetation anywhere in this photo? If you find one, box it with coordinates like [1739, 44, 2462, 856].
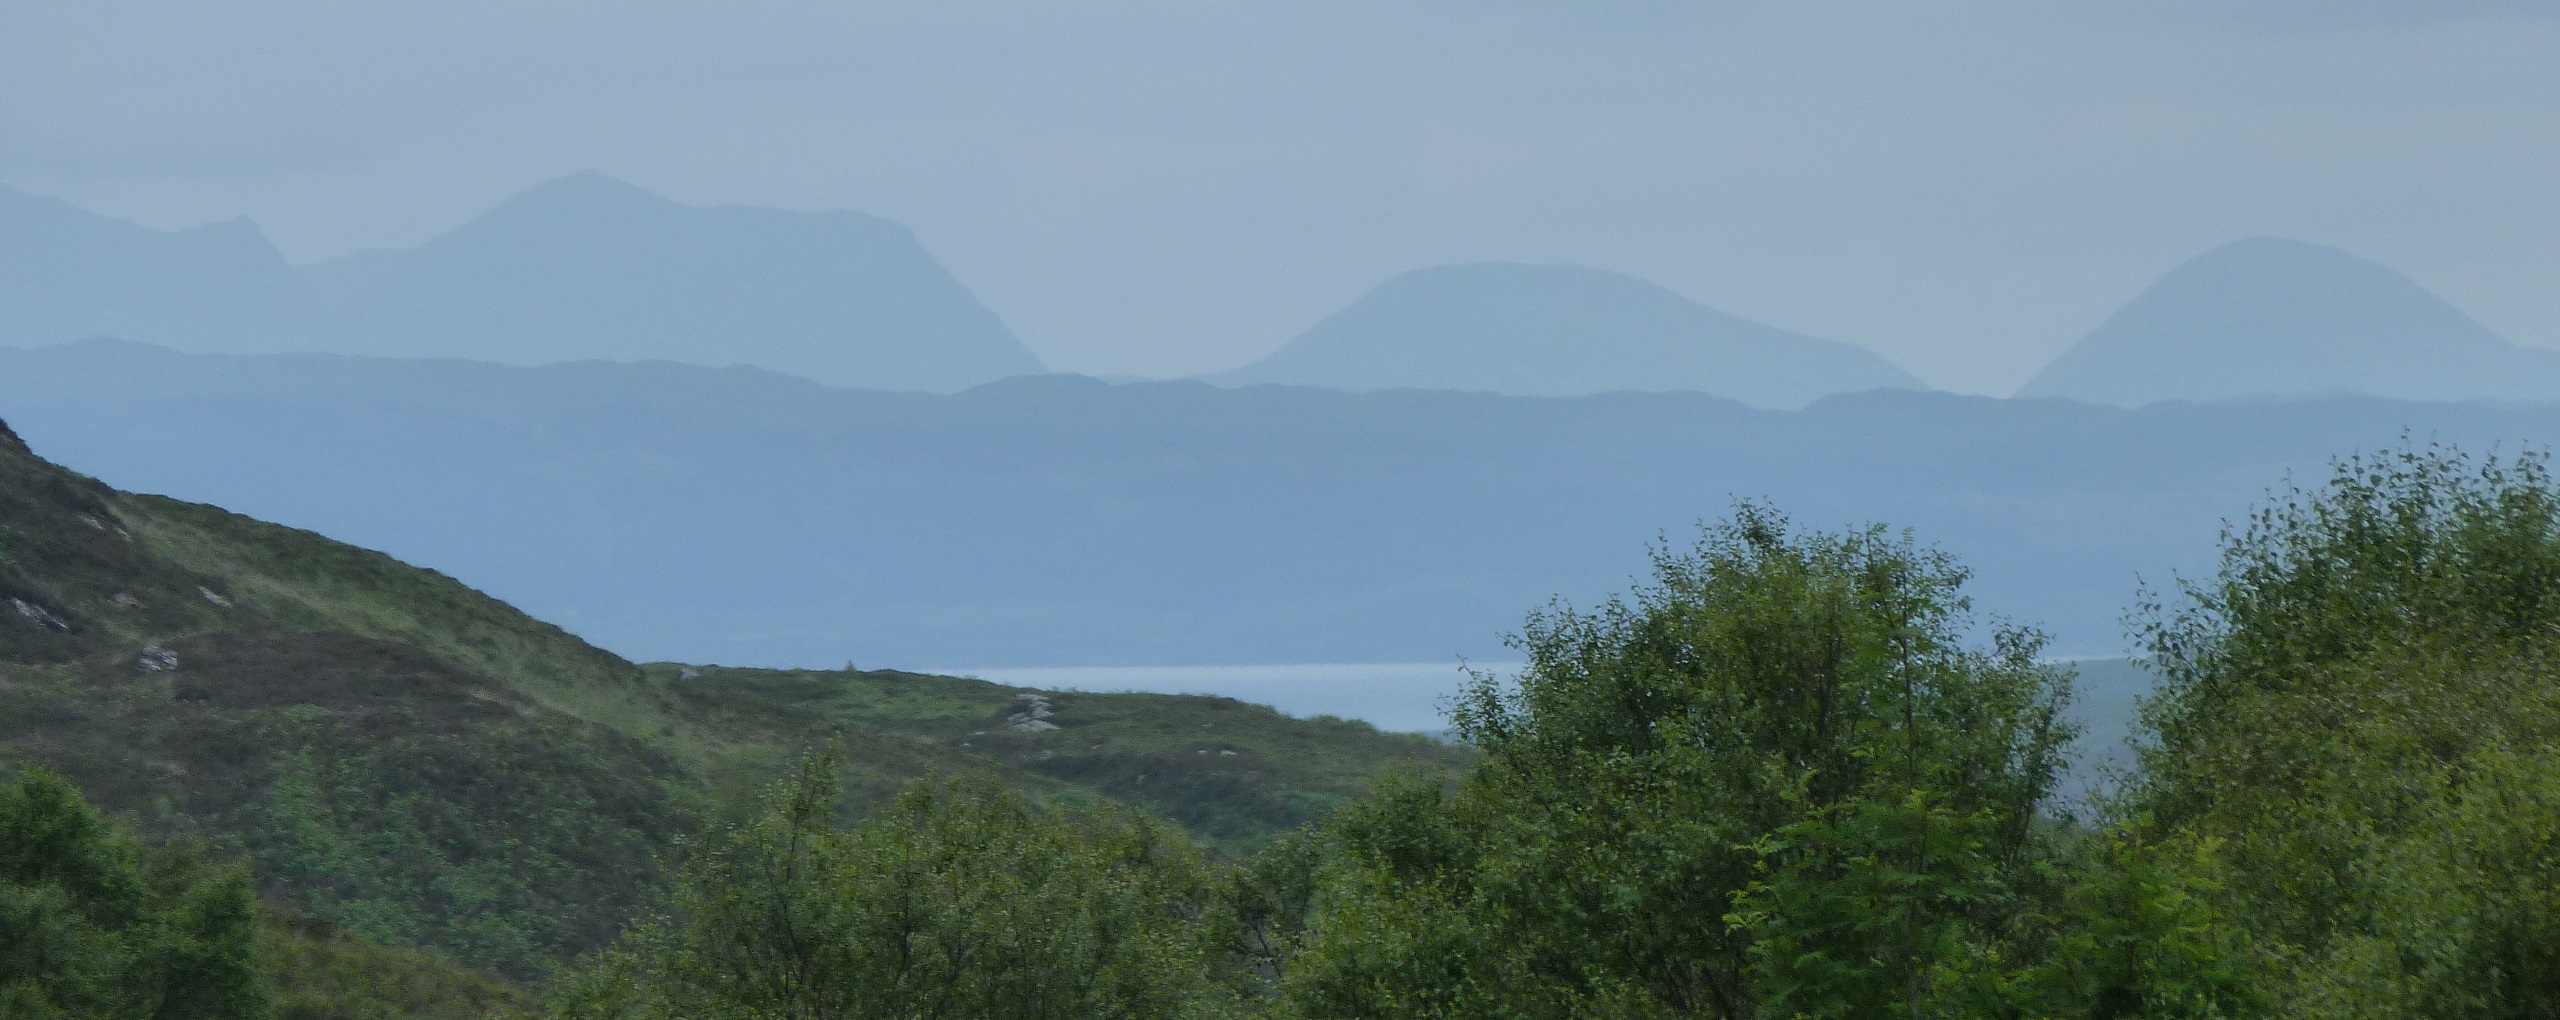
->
[1266, 506, 2253, 1019]
[555, 756, 1245, 1019]
[2127, 444, 2560, 1018]
[259, 912, 537, 1020]
[549, 505, 2248, 1018]
[0, 768, 266, 1019]
[557, 448, 2560, 1018]
[1283, 506, 2085, 1017]
[0, 767, 541, 1019]
[20, 440, 2560, 1017]
[0, 416, 1457, 1011]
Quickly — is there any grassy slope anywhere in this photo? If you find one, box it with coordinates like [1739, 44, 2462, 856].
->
[135, 491, 1469, 852]
[0, 420, 705, 978]
[0, 419, 1468, 986]
[651, 664, 1465, 853]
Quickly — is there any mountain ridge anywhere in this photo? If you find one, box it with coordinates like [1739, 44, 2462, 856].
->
[304, 171, 1050, 390]
[19, 338, 2560, 670]
[0, 174, 1049, 392]
[0, 184, 315, 351]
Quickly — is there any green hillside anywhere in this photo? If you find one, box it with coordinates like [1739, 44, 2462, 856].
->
[650, 663, 1456, 851]
[0, 418, 1465, 985]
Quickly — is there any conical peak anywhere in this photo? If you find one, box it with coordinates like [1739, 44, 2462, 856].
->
[2158, 237, 2408, 294]
[2017, 238, 2538, 405]
[470, 171, 679, 226]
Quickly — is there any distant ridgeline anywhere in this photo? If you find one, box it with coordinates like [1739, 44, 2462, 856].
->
[14, 179, 2550, 409]
[9, 176, 2560, 669]
[0, 174, 1046, 392]
[1, 177, 1940, 409]
[0, 419, 1462, 980]
[10, 339, 2560, 670]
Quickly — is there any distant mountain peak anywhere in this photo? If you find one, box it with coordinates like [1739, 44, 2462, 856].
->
[2017, 238, 2555, 406]
[483, 171, 678, 217]
[2150, 237, 2433, 314]
[2200, 235, 2348, 259]
[431, 172, 697, 247]
[542, 168, 648, 192]
[0, 177, 1043, 392]
[0, 187, 307, 350]
[1210, 261, 1922, 408]
[298, 175, 1047, 390]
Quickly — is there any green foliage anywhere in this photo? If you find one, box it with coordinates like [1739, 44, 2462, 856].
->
[1730, 791, 2018, 1020]
[0, 628, 700, 982]
[556, 754, 1247, 1020]
[2019, 826, 2259, 1020]
[51, 404, 2560, 1019]
[241, 702, 689, 981]
[1, 765, 541, 1020]
[1282, 505, 2083, 1019]
[1221, 824, 1330, 995]
[258, 911, 536, 1020]
[0, 767, 269, 1019]
[2132, 443, 2560, 1018]
[2138, 444, 2560, 707]
[2273, 744, 2560, 1018]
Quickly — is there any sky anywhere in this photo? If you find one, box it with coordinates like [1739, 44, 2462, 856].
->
[4, 1, 2554, 394]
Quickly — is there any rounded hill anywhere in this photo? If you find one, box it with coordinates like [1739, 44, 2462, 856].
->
[1211, 263, 1924, 408]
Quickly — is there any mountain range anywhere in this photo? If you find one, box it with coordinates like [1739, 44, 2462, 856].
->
[1, 175, 1942, 407]
[13, 177, 2553, 405]
[11, 338, 2560, 670]
[0, 174, 1047, 391]
[0, 185, 312, 351]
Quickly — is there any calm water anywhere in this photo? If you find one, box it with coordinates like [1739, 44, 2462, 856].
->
[944, 662, 1521, 734]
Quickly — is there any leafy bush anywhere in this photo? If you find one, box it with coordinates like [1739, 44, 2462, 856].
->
[0, 767, 269, 1019]
[2132, 445, 2560, 1017]
[259, 910, 536, 1020]
[556, 755, 1246, 1019]
[1281, 505, 2142, 1019]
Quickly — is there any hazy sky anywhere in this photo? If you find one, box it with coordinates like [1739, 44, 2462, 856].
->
[6, 1, 2554, 393]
